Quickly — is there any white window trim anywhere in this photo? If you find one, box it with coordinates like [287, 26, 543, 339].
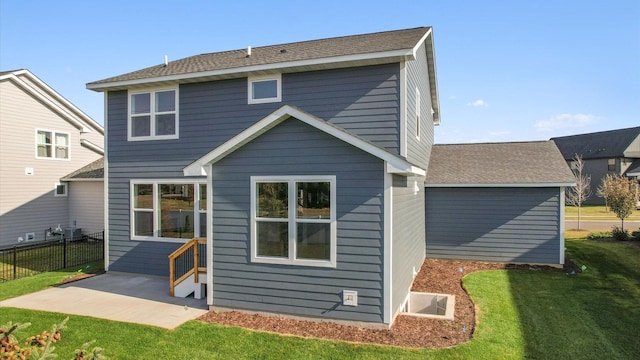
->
[54, 182, 68, 197]
[35, 129, 71, 160]
[127, 87, 179, 141]
[130, 179, 206, 243]
[250, 175, 337, 268]
[415, 88, 421, 141]
[247, 74, 282, 104]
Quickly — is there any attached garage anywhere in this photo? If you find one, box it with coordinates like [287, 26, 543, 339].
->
[425, 141, 575, 265]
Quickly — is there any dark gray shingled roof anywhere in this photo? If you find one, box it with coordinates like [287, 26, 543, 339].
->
[426, 141, 575, 186]
[87, 27, 431, 87]
[61, 158, 104, 180]
[551, 126, 640, 160]
[626, 159, 640, 176]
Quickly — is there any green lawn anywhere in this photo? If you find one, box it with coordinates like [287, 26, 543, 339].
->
[566, 204, 640, 220]
[1, 238, 638, 359]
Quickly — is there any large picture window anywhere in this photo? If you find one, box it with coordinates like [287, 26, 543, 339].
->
[128, 89, 178, 141]
[131, 180, 206, 242]
[36, 130, 69, 159]
[251, 176, 336, 267]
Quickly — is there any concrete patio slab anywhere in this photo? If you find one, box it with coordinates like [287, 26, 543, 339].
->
[0, 272, 208, 329]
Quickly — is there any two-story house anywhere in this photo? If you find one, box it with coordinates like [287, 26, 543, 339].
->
[87, 27, 573, 328]
[552, 127, 640, 205]
[0, 70, 104, 248]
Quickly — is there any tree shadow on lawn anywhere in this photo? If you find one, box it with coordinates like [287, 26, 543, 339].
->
[507, 241, 640, 359]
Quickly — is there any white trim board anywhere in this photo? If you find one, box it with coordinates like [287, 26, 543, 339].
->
[425, 182, 575, 188]
[184, 105, 425, 177]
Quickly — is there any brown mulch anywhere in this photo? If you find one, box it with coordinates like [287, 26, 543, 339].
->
[197, 258, 577, 348]
[58, 272, 102, 285]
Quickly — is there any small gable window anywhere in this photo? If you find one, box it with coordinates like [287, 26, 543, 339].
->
[36, 130, 69, 159]
[54, 183, 67, 197]
[248, 74, 281, 104]
[128, 88, 178, 141]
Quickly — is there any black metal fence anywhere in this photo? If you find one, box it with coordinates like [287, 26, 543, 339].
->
[0, 231, 104, 283]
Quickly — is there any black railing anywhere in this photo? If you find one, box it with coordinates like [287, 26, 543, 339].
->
[0, 231, 104, 283]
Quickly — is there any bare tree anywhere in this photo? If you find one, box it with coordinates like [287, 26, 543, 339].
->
[565, 155, 592, 230]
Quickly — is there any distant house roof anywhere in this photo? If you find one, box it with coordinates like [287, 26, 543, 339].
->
[426, 141, 575, 187]
[551, 127, 640, 160]
[0, 69, 104, 135]
[86, 27, 439, 123]
[61, 158, 104, 181]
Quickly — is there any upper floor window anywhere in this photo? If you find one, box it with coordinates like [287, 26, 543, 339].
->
[415, 88, 421, 140]
[608, 158, 616, 171]
[248, 74, 281, 104]
[36, 130, 69, 159]
[251, 176, 336, 268]
[128, 88, 178, 141]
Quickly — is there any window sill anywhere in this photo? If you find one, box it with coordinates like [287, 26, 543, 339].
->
[252, 256, 336, 268]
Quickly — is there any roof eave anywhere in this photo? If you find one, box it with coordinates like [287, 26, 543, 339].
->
[425, 182, 576, 188]
[87, 49, 414, 92]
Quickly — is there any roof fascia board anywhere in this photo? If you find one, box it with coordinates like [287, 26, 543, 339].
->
[425, 182, 576, 188]
[410, 27, 432, 58]
[60, 177, 103, 182]
[184, 105, 424, 177]
[80, 139, 105, 155]
[3, 72, 96, 133]
[88, 49, 414, 91]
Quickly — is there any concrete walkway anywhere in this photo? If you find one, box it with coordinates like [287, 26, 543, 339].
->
[0, 272, 208, 329]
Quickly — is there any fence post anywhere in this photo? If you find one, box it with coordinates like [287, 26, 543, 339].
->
[63, 236, 67, 269]
[12, 246, 17, 280]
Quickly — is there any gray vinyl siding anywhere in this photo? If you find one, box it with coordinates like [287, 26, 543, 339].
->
[211, 118, 385, 323]
[105, 64, 399, 277]
[405, 42, 434, 169]
[425, 187, 562, 264]
[68, 181, 104, 235]
[391, 175, 425, 318]
[582, 158, 615, 205]
[0, 76, 103, 247]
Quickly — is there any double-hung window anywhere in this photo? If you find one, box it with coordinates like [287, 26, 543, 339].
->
[248, 74, 281, 104]
[251, 176, 336, 267]
[36, 130, 69, 159]
[129, 88, 178, 141]
[131, 180, 207, 242]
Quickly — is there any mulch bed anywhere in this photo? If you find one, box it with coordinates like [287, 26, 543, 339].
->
[58, 272, 103, 285]
[197, 258, 578, 348]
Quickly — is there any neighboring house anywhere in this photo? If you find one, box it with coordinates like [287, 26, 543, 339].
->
[87, 27, 571, 328]
[61, 157, 105, 235]
[425, 142, 574, 264]
[552, 127, 640, 205]
[0, 69, 104, 247]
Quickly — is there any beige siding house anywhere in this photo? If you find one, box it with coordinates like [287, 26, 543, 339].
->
[0, 69, 104, 247]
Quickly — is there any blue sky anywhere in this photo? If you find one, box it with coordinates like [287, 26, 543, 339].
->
[1, 0, 638, 143]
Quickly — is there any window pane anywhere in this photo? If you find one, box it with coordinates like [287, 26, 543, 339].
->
[56, 184, 66, 195]
[159, 184, 194, 239]
[132, 116, 151, 137]
[296, 223, 330, 260]
[38, 145, 52, 157]
[134, 184, 153, 209]
[131, 93, 150, 114]
[296, 182, 331, 219]
[55, 146, 69, 159]
[257, 182, 288, 218]
[38, 130, 51, 144]
[134, 211, 153, 236]
[257, 221, 288, 257]
[156, 90, 175, 112]
[199, 184, 207, 210]
[199, 212, 207, 238]
[252, 80, 277, 99]
[155, 114, 176, 135]
[55, 133, 68, 146]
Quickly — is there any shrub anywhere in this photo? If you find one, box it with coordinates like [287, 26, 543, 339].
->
[631, 230, 640, 240]
[587, 231, 611, 240]
[611, 226, 629, 241]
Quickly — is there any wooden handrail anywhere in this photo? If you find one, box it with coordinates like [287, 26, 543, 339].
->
[169, 238, 206, 296]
